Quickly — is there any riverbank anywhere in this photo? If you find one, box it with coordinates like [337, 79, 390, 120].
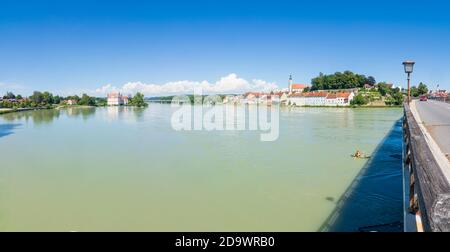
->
[288, 105, 402, 108]
[0, 107, 54, 115]
[0, 104, 148, 115]
[56, 105, 98, 109]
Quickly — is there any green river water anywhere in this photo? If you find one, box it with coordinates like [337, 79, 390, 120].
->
[0, 105, 402, 231]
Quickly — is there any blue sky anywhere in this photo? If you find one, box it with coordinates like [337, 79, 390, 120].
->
[1, 0, 450, 96]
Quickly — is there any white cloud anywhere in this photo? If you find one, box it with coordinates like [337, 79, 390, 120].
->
[95, 84, 117, 94]
[94, 73, 278, 96]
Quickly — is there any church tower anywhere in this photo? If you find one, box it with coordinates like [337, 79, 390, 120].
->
[288, 74, 293, 93]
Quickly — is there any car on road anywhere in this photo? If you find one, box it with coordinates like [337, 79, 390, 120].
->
[419, 95, 428, 101]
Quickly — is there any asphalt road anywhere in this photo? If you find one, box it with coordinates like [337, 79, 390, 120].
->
[415, 100, 450, 159]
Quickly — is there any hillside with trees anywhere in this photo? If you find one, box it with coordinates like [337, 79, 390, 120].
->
[310, 71, 414, 106]
[311, 71, 375, 90]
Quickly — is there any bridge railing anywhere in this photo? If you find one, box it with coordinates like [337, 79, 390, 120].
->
[403, 103, 450, 231]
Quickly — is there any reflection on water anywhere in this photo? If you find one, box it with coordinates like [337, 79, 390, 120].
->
[65, 107, 96, 120]
[0, 105, 403, 231]
[0, 107, 145, 124]
[1, 109, 61, 125]
[105, 106, 145, 121]
[0, 107, 97, 125]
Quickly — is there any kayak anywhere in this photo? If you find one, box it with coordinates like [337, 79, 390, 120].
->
[350, 154, 371, 159]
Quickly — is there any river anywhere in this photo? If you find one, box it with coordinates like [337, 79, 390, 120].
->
[0, 105, 403, 231]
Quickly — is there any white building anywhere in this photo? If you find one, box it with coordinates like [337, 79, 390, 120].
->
[287, 92, 354, 106]
[273, 92, 288, 105]
[107, 92, 129, 106]
[65, 99, 77, 105]
[335, 92, 354, 105]
[287, 93, 305, 106]
[288, 75, 309, 93]
[243, 92, 261, 104]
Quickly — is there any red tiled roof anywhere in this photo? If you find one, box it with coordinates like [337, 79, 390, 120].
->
[107, 92, 129, 99]
[291, 84, 308, 89]
[245, 92, 262, 98]
[336, 92, 351, 98]
[303, 92, 328, 97]
[107, 92, 121, 98]
[432, 92, 448, 97]
[274, 92, 287, 96]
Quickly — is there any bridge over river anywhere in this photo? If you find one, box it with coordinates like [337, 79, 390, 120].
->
[403, 100, 450, 232]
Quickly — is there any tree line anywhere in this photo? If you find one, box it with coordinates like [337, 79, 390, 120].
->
[311, 71, 376, 90]
[1, 91, 147, 108]
[410, 82, 428, 97]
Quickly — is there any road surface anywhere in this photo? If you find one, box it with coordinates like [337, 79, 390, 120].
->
[415, 100, 450, 161]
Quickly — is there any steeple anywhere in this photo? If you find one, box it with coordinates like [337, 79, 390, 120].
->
[289, 74, 293, 93]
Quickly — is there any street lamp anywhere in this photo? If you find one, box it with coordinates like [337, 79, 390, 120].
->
[403, 61, 415, 104]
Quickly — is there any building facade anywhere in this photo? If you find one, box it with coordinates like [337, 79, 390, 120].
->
[288, 75, 309, 93]
[288, 91, 354, 106]
[107, 92, 129, 106]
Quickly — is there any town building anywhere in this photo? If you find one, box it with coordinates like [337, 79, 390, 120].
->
[243, 92, 261, 104]
[260, 94, 276, 105]
[288, 75, 309, 93]
[287, 93, 305, 106]
[429, 90, 448, 100]
[363, 84, 376, 90]
[107, 92, 129, 106]
[336, 92, 354, 105]
[273, 92, 288, 105]
[65, 99, 77, 105]
[287, 91, 354, 106]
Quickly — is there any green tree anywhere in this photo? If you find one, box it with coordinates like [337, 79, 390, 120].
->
[53, 95, 61, 104]
[78, 93, 96, 106]
[385, 89, 404, 105]
[410, 86, 419, 97]
[377, 82, 390, 96]
[391, 91, 404, 105]
[350, 93, 368, 106]
[417, 82, 428, 96]
[16, 94, 23, 100]
[30, 91, 44, 105]
[5, 92, 16, 99]
[65, 95, 80, 101]
[366, 76, 376, 85]
[130, 92, 147, 107]
[19, 99, 32, 108]
[311, 71, 369, 90]
[94, 97, 107, 106]
[42, 91, 54, 104]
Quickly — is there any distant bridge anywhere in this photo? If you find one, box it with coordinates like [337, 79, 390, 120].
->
[146, 100, 172, 103]
[403, 100, 450, 232]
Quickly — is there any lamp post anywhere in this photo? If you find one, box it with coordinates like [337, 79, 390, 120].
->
[403, 61, 415, 104]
